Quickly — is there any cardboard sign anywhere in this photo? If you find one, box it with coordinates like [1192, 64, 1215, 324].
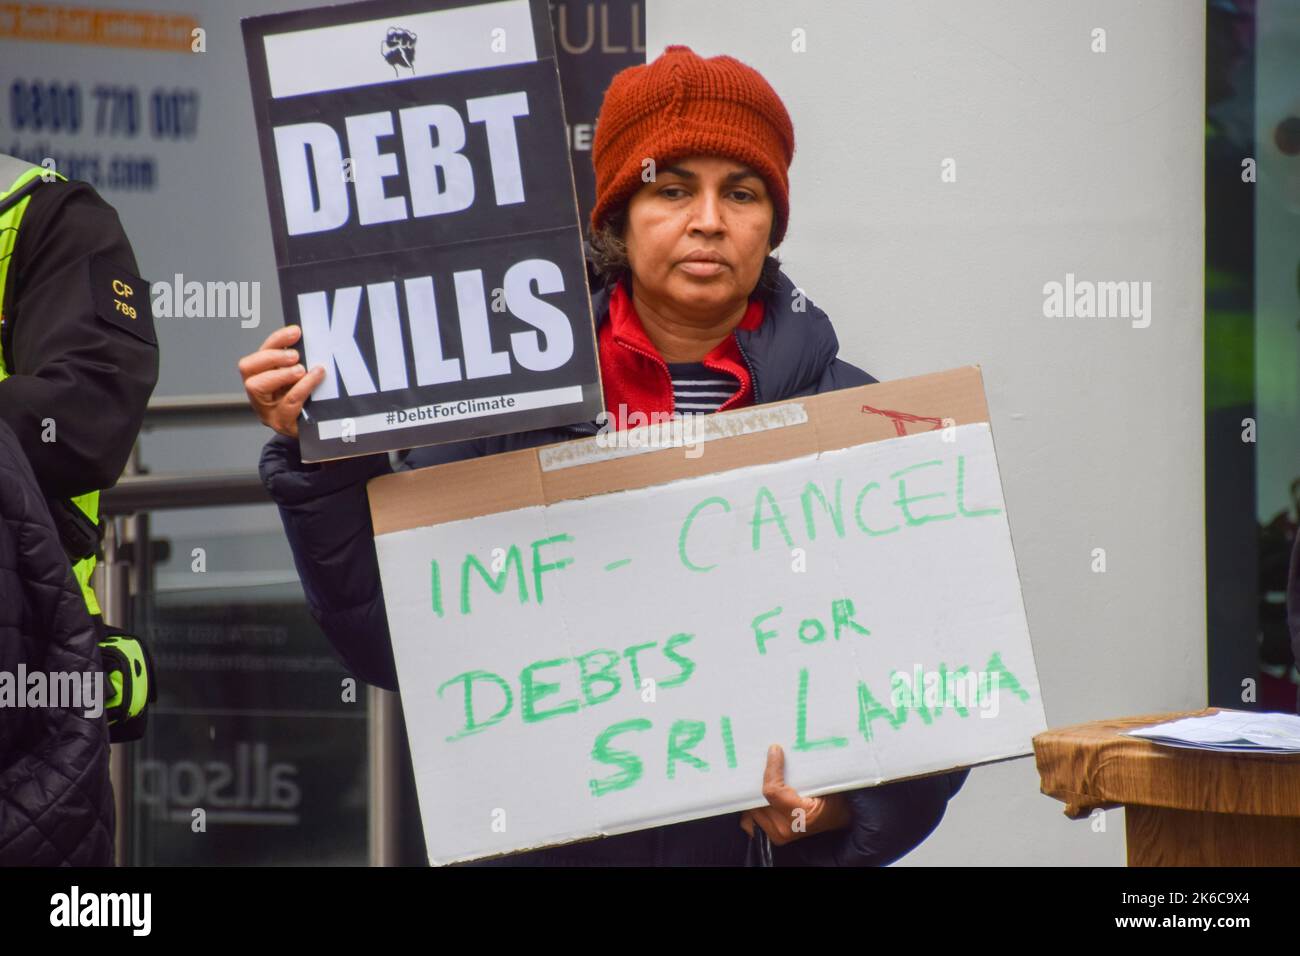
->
[243, 0, 602, 462]
[368, 367, 1048, 864]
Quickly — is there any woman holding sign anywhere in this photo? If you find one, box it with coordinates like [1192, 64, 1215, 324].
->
[241, 45, 968, 866]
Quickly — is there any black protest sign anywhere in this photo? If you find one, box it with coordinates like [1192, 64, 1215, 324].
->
[243, 0, 602, 461]
[550, 1, 646, 238]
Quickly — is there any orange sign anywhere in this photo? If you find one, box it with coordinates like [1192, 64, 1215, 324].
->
[0, 3, 199, 52]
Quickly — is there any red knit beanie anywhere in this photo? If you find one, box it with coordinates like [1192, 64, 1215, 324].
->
[590, 44, 796, 248]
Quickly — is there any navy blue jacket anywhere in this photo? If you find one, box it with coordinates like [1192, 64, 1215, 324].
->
[260, 262, 970, 865]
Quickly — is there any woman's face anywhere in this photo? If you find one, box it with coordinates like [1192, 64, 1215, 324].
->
[623, 155, 774, 319]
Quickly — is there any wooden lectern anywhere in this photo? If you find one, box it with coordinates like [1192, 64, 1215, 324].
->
[1033, 707, 1300, 865]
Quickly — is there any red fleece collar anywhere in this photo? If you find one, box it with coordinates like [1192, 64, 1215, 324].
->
[598, 280, 765, 430]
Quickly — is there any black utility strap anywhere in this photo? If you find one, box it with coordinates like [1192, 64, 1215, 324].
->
[0, 174, 43, 217]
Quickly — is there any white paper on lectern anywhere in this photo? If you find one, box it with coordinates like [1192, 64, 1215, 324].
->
[1125, 711, 1300, 753]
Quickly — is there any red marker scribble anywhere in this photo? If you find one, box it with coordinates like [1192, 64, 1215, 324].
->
[860, 404, 946, 437]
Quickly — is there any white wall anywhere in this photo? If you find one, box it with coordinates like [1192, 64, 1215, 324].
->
[649, 0, 1206, 865]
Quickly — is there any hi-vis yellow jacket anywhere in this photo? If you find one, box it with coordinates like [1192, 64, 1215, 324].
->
[0, 155, 102, 613]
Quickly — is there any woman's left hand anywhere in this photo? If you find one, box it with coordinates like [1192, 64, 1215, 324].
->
[739, 744, 852, 845]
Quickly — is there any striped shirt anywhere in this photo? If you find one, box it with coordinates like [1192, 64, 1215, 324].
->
[667, 361, 739, 414]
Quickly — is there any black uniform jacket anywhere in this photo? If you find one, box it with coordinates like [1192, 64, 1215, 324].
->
[0, 177, 158, 500]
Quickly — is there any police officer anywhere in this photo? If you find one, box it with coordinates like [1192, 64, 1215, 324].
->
[0, 152, 159, 734]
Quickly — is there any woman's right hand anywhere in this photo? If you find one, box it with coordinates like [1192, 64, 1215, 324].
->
[238, 325, 326, 438]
